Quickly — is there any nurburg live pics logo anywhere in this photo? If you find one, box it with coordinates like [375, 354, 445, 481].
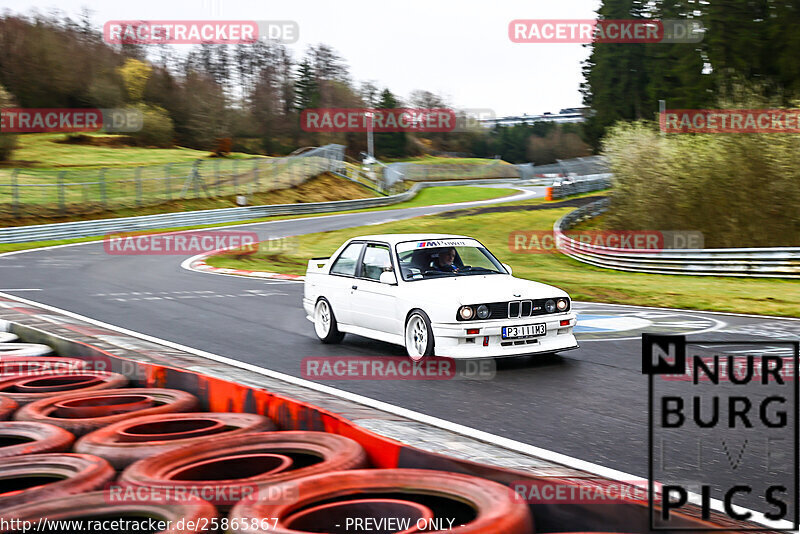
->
[642, 334, 799, 530]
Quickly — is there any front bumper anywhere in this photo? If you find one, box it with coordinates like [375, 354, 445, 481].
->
[431, 312, 578, 359]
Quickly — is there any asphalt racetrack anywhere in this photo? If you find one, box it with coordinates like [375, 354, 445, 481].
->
[2, 185, 797, 518]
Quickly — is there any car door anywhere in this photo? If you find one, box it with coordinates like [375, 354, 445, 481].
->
[350, 243, 400, 334]
[325, 241, 364, 325]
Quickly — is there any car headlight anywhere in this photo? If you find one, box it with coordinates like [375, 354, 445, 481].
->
[545, 299, 556, 313]
[459, 306, 474, 320]
[477, 305, 490, 319]
[556, 298, 568, 311]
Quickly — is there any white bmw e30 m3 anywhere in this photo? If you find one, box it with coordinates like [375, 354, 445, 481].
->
[303, 234, 578, 360]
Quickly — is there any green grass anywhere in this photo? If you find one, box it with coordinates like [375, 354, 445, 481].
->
[3, 133, 258, 171]
[207, 196, 800, 317]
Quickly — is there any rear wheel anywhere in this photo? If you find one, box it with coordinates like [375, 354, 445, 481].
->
[314, 298, 345, 344]
[405, 310, 434, 361]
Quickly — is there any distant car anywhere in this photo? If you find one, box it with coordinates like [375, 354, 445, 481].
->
[303, 234, 578, 360]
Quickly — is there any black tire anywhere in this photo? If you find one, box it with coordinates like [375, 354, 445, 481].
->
[404, 310, 434, 360]
[313, 298, 345, 344]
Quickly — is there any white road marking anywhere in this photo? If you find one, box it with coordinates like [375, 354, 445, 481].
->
[0, 290, 787, 530]
[0, 288, 42, 291]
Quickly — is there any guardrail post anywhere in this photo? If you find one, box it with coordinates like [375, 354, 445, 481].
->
[135, 167, 142, 207]
[164, 163, 172, 201]
[10, 169, 19, 218]
[215, 159, 221, 197]
[233, 159, 238, 194]
[99, 168, 107, 208]
[57, 171, 66, 214]
[193, 160, 201, 198]
[253, 160, 259, 192]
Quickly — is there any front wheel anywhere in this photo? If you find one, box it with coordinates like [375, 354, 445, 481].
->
[314, 298, 345, 344]
[404, 310, 434, 361]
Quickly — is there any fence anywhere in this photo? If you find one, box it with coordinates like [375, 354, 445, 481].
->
[0, 145, 346, 219]
[382, 160, 520, 185]
[554, 199, 800, 278]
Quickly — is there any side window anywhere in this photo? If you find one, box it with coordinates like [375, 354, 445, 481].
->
[330, 243, 364, 276]
[360, 244, 392, 281]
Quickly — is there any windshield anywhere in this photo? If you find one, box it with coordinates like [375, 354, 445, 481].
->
[395, 239, 506, 281]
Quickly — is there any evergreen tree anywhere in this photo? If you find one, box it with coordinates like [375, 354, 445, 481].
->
[294, 59, 319, 113]
[374, 89, 406, 158]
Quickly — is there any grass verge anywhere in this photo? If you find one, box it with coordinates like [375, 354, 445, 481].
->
[207, 195, 800, 317]
[1, 133, 257, 171]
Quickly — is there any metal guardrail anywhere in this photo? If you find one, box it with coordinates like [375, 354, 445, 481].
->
[0, 177, 531, 244]
[554, 199, 800, 278]
[550, 174, 612, 199]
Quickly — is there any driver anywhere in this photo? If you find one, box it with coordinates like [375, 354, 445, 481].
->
[432, 247, 458, 272]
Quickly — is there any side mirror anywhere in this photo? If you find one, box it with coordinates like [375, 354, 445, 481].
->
[379, 271, 398, 285]
[502, 263, 513, 275]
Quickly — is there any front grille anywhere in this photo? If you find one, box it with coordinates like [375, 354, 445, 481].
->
[487, 302, 509, 319]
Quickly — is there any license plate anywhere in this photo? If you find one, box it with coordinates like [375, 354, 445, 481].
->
[502, 323, 546, 339]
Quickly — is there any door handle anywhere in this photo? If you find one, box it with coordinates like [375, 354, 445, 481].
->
[352, 285, 358, 290]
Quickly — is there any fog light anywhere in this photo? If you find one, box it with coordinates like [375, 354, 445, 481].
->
[560, 319, 570, 326]
[467, 328, 480, 335]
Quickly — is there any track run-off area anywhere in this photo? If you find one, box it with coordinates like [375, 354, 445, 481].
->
[2, 185, 798, 517]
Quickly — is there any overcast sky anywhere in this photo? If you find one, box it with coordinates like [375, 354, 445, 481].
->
[3, 0, 601, 117]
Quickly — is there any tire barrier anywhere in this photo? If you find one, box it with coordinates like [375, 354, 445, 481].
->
[0, 396, 17, 420]
[0, 356, 90, 377]
[282, 499, 434, 533]
[119, 432, 368, 508]
[14, 388, 199, 436]
[228, 468, 534, 534]
[0, 453, 114, 510]
[0, 421, 75, 457]
[2, 322, 745, 531]
[75, 412, 278, 469]
[0, 332, 19, 343]
[0, 370, 128, 406]
[1, 490, 219, 534]
[0, 343, 53, 357]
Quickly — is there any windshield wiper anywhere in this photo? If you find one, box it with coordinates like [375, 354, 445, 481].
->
[457, 267, 499, 275]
